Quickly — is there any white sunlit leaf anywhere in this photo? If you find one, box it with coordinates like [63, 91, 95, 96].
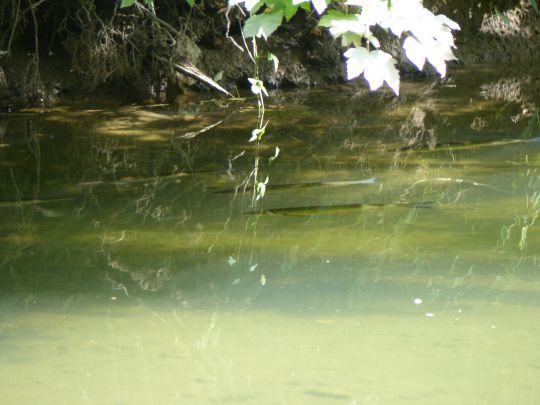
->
[347, 0, 389, 27]
[387, 1, 428, 36]
[344, 48, 399, 95]
[292, 0, 327, 15]
[367, 35, 380, 48]
[404, 35, 457, 77]
[256, 183, 265, 200]
[311, 0, 327, 14]
[249, 126, 265, 142]
[243, 11, 283, 40]
[426, 42, 458, 77]
[343, 47, 371, 80]
[249, 129, 259, 142]
[366, 50, 399, 95]
[435, 14, 461, 31]
[328, 15, 370, 38]
[334, 0, 459, 88]
[244, 0, 261, 10]
[269, 146, 280, 163]
[249, 120, 267, 142]
[256, 176, 269, 200]
[403, 36, 426, 71]
[248, 77, 268, 96]
[248, 77, 260, 93]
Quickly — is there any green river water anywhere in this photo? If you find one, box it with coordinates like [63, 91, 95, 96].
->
[1, 67, 540, 404]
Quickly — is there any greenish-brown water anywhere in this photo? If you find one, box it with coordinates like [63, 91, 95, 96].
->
[1, 67, 540, 404]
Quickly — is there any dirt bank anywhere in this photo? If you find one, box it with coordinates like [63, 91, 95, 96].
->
[0, 0, 538, 109]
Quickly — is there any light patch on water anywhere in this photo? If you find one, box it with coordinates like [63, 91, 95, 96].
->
[1, 300, 540, 404]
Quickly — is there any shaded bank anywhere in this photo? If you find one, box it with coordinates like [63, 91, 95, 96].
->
[0, 0, 539, 109]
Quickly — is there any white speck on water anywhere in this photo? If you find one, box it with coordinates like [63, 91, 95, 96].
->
[425, 312, 435, 317]
[325, 259, 331, 263]
[260, 274, 266, 286]
[232, 278, 240, 285]
[249, 263, 258, 272]
[227, 256, 236, 266]
[413, 298, 422, 305]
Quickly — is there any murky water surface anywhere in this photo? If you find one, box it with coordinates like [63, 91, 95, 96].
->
[1, 67, 540, 404]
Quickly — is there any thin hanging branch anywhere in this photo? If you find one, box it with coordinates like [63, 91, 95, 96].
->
[134, 2, 232, 97]
[7, 0, 22, 54]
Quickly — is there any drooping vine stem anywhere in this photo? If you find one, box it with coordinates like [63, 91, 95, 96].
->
[7, 0, 22, 54]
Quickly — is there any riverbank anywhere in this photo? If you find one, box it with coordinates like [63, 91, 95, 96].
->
[0, 0, 538, 110]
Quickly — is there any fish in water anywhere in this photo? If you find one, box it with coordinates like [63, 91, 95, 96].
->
[34, 205, 65, 217]
[0, 196, 74, 208]
[245, 201, 433, 216]
[77, 171, 190, 187]
[213, 177, 378, 194]
[395, 136, 540, 153]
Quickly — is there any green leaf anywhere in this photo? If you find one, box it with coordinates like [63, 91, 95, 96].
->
[213, 71, 224, 82]
[243, 11, 284, 40]
[521, 110, 540, 138]
[267, 52, 279, 72]
[531, 0, 539, 14]
[143, 0, 153, 6]
[248, 0, 266, 14]
[185, 0, 196, 7]
[494, 7, 515, 33]
[120, 0, 137, 8]
[267, 0, 298, 21]
[318, 10, 355, 27]
[283, 3, 299, 21]
[299, 2, 311, 12]
[249, 122, 267, 142]
[269, 146, 280, 164]
[341, 32, 363, 47]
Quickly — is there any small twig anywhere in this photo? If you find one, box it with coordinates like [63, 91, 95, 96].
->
[134, 2, 181, 37]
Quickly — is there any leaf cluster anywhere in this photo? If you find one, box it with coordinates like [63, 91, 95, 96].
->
[229, 0, 461, 95]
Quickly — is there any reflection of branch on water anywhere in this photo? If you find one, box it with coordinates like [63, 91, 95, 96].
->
[480, 76, 537, 123]
[105, 256, 173, 300]
[175, 119, 224, 140]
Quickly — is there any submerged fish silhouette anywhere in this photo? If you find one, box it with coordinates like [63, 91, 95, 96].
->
[0, 196, 74, 208]
[245, 201, 433, 216]
[214, 177, 378, 194]
[396, 136, 540, 152]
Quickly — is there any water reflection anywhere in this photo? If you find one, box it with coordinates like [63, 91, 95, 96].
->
[1, 67, 540, 404]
